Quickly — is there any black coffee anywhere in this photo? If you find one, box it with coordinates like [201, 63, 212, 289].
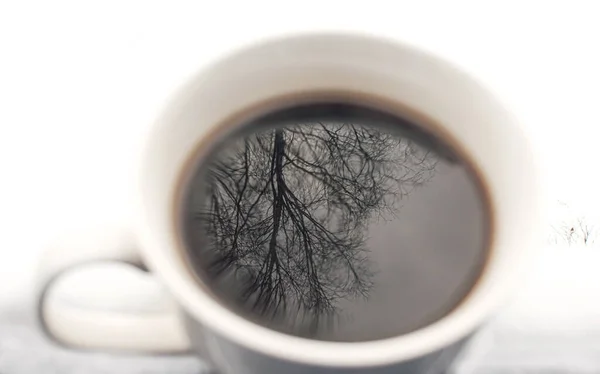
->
[180, 102, 490, 342]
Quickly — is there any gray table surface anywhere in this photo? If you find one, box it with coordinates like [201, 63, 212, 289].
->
[1, 300, 600, 374]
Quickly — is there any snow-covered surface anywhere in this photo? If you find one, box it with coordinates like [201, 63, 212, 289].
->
[1, 248, 599, 373]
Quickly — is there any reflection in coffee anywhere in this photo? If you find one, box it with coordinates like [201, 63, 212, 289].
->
[180, 102, 490, 342]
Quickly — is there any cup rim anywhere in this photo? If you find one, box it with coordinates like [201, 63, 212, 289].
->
[135, 31, 542, 367]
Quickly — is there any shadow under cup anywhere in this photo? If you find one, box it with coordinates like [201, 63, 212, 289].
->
[177, 100, 492, 343]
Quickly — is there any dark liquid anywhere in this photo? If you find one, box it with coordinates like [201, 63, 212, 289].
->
[180, 102, 490, 342]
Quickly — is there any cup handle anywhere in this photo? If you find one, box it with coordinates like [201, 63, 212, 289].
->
[36, 225, 192, 354]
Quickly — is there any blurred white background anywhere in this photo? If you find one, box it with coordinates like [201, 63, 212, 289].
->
[0, 1, 600, 372]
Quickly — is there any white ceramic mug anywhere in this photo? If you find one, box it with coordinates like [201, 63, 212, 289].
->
[36, 32, 542, 373]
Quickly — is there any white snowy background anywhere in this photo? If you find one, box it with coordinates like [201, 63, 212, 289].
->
[1, 1, 600, 373]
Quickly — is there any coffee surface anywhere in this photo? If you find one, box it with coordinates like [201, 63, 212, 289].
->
[181, 102, 489, 342]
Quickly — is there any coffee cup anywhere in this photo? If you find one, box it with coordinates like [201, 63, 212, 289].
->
[37, 32, 542, 374]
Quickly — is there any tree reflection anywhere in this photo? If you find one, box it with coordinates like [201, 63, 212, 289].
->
[189, 118, 440, 334]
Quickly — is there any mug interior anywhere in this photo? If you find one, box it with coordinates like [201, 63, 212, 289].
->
[176, 97, 493, 343]
[134, 32, 541, 367]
